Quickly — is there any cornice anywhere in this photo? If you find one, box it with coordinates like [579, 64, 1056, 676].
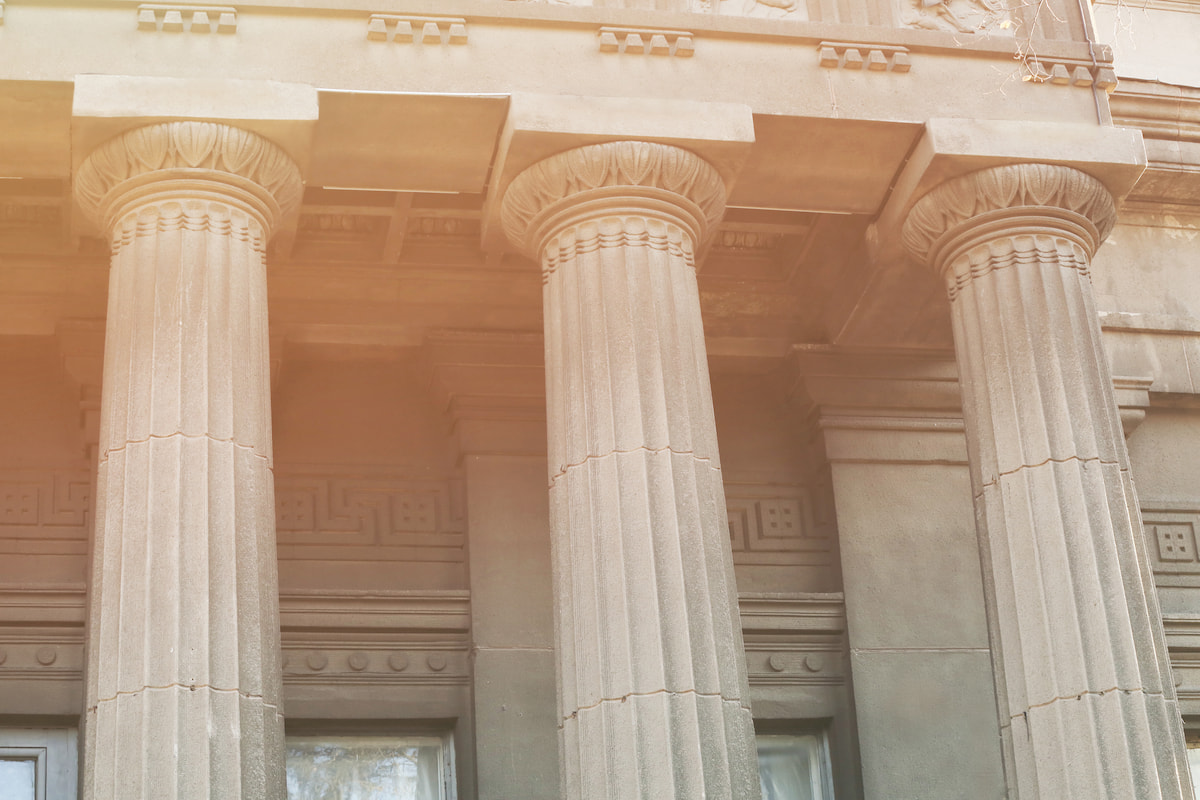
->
[74, 121, 304, 235]
[901, 163, 1118, 268]
[500, 141, 726, 256]
[1111, 80, 1200, 146]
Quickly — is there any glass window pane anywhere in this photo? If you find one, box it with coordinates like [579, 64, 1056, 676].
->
[0, 758, 37, 800]
[1187, 740, 1200, 795]
[286, 736, 446, 800]
[757, 733, 829, 800]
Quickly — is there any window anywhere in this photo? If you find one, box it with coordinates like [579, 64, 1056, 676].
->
[286, 734, 455, 800]
[0, 758, 36, 800]
[756, 731, 835, 800]
[1187, 729, 1200, 796]
[0, 728, 78, 800]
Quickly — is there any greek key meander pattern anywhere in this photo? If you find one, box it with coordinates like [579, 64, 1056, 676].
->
[5, 472, 1189, 582]
[273, 474, 467, 561]
[725, 487, 833, 566]
[0, 471, 91, 537]
[0, 470, 839, 568]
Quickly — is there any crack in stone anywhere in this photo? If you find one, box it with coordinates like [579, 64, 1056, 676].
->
[562, 688, 750, 723]
[1013, 685, 1164, 717]
[94, 683, 276, 710]
[975, 454, 1121, 497]
[101, 432, 270, 465]
[548, 445, 719, 487]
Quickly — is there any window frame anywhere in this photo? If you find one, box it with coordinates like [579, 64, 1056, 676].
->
[754, 719, 837, 800]
[0, 726, 79, 800]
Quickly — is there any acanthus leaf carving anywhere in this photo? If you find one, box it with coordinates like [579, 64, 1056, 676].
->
[901, 163, 1118, 269]
[501, 141, 727, 256]
[74, 121, 304, 236]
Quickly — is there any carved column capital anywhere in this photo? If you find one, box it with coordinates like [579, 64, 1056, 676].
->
[74, 121, 303, 237]
[902, 163, 1118, 276]
[900, 162, 1190, 797]
[500, 141, 727, 257]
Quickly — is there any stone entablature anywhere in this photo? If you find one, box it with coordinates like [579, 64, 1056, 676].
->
[0, 1, 1113, 139]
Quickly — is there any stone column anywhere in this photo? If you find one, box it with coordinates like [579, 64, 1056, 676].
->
[74, 122, 302, 800]
[501, 142, 760, 800]
[903, 163, 1193, 800]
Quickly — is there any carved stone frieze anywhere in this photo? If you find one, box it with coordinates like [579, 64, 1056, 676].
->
[74, 121, 303, 234]
[274, 472, 466, 562]
[725, 484, 834, 567]
[0, 471, 92, 551]
[714, 0, 808, 20]
[899, 0, 1009, 34]
[406, 213, 480, 240]
[901, 163, 1118, 271]
[714, 230, 781, 251]
[297, 213, 387, 235]
[0, 201, 59, 230]
[500, 141, 727, 256]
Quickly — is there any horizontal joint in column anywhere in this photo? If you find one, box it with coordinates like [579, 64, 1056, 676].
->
[548, 445, 721, 486]
[94, 683, 274, 706]
[977, 454, 1123, 488]
[1016, 685, 1164, 716]
[566, 688, 751, 721]
[101, 432, 272, 462]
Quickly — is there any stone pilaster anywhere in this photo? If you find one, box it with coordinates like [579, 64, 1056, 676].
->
[502, 142, 760, 800]
[903, 163, 1193, 800]
[74, 122, 302, 800]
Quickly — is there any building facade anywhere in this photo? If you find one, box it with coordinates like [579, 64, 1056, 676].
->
[0, 0, 1198, 798]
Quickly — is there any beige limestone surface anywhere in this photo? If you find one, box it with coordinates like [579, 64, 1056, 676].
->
[77, 122, 301, 800]
[2, 2, 1200, 799]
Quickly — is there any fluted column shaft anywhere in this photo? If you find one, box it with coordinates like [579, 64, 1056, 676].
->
[904, 163, 1192, 800]
[75, 122, 302, 800]
[502, 142, 760, 800]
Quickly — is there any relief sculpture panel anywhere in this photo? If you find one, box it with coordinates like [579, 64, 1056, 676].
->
[503, 0, 1015, 29]
[715, 0, 809, 20]
[898, 0, 1009, 34]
